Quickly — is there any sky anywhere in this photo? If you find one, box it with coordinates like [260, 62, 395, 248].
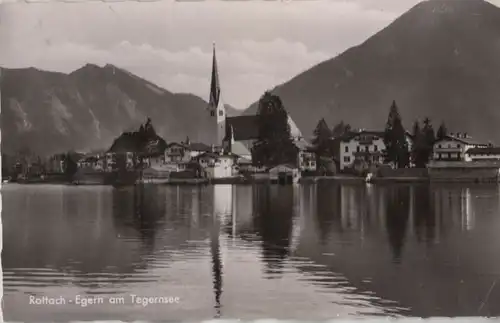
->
[1, 0, 500, 110]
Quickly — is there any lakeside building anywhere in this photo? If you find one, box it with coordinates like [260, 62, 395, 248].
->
[336, 130, 413, 171]
[428, 132, 500, 182]
[465, 146, 500, 161]
[196, 151, 237, 179]
[432, 132, 488, 162]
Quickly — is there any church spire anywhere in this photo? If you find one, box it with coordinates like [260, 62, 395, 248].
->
[208, 42, 221, 111]
[207, 42, 226, 146]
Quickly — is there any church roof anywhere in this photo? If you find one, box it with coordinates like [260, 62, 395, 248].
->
[226, 116, 259, 141]
[226, 114, 303, 141]
[231, 141, 252, 157]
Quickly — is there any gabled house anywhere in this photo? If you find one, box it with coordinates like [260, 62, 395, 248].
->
[77, 155, 105, 171]
[465, 146, 500, 162]
[337, 130, 413, 171]
[164, 142, 191, 164]
[433, 132, 487, 162]
[107, 119, 168, 171]
[195, 151, 236, 179]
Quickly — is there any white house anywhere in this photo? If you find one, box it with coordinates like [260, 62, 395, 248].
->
[298, 150, 317, 172]
[465, 146, 500, 162]
[337, 130, 413, 171]
[197, 152, 235, 179]
[433, 133, 488, 162]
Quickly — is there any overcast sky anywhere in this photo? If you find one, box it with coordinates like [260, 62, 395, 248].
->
[1, 0, 499, 109]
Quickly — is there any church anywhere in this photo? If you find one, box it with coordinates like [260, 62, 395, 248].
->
[206, 43, 308, 163]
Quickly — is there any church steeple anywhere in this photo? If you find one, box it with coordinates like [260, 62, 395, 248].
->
[208, 42, 226, 146]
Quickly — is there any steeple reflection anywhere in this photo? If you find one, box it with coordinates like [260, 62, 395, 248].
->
[210, 213, 223, 317]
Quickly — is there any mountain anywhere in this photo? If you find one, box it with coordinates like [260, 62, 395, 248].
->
[225, 104, 241, 117]
[244, 0, 500, 143]
[1, 64, 215, 156]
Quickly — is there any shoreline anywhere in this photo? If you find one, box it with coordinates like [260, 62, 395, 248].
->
[6, 174, 500, 186]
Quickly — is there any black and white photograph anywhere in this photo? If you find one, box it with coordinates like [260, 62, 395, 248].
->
[2, 0, 500, 321]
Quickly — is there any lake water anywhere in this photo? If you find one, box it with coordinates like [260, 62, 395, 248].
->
[2, 182, 500, 321]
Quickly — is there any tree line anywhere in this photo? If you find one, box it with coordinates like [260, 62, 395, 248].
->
[310, 99, 449, 170]
[3, 118, 165, 180]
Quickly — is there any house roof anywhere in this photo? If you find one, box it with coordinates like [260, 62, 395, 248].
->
[339, 130, 384, 142]
[188, 142, 212, 152]
[167, 142, 188, 149]
[226, 116, 259, 141]
[339, 130, 414, 143]
[269, 163, 297, 171]
[294, 138, 313, 151]
[196, 152, 220, 159]
[435, 135, 487, 146]
[466, 147, 500, 155]
[226, 114, 303, 142]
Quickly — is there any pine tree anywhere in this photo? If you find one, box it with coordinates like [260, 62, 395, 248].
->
[411, 120, 421, 166]
[422, 117, 436, 164]
[312, 118, 333, 156]
[383, 100, 409, 168]
[436, 121, 448, 140]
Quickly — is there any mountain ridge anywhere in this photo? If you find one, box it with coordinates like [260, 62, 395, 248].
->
[1, 64, 219, 156]
[244, 0, 500, 144]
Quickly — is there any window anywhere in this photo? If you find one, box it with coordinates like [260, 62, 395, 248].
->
[356, 146, 360, 152]
[219, 110, 224, 117]
[374, 145, 378, 152]
[210, 111, 215, 117]
[345, 146, 349, 153]
[344, 156, 350, 163]
[365, 146, 369, 152]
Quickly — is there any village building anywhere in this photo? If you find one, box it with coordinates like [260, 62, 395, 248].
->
[164, 141, 212, 164]
[298, 149, 317, 172]
[105, 120, 168, 172]
[432, 132, 488, 162]
[428, 133, 500, 182]
[465, 146, 500, 162]
[269, 164, 301, 183]
[337, 130, 413, 171]
[195, 151, 236, 179]
[77, 155, 105, 171]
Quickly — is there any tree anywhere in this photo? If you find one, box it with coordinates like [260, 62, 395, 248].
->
[252, 92, 298, 167]
[332, 121, 351, 138]
[383, 100, 409, 168]
[410, 120, 429, 168]
[411, 120, 421, 166]
[63, 152, 78, 180]
[312, 118, 333, 156]
[422, 117, 436, 164]
[436, 121, 448, 140]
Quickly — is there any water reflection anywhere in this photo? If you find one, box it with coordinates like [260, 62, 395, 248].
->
[4, 182, 500, 320]
[253, 185, 295, 277]
[385, 186, 410, 263]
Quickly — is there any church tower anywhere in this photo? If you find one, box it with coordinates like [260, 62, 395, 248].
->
[208, 42, 226, 147]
